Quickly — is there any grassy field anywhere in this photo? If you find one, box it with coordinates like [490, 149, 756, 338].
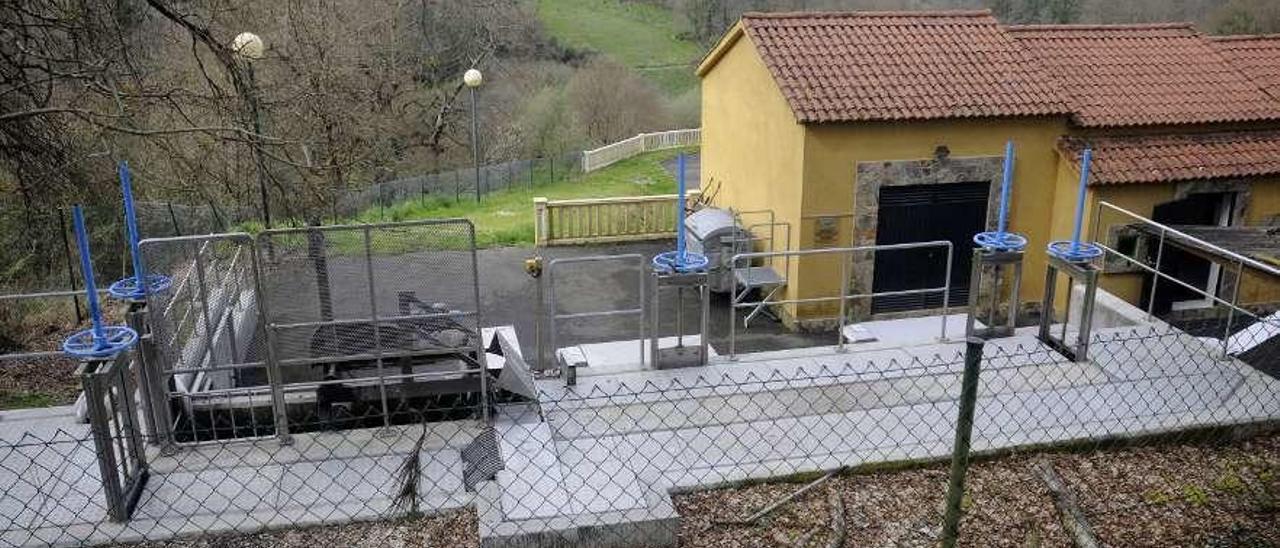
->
[349, 148, 688, 248]
[535, 0, 705, 93]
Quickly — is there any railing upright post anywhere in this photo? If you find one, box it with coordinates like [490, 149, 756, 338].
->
[363, 226, 392, 428]
[127, 309, 167, 446]
[534, 198, 549, 246]
[1147, 228, 1166, 321]
[1223, 260, 1244, 360]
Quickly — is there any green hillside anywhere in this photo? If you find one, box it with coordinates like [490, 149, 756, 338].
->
[536, 0, 705, 94]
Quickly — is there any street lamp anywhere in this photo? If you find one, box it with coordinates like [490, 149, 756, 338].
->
[234, 31, 271, 229]
[464, 68, 483, 203]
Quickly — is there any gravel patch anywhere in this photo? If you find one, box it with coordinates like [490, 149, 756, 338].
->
[677, 455, 1069, 548]
[1052, 435, 1280, 547]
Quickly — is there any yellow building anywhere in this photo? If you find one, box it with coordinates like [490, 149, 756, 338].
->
[697, 11, 1280, 326]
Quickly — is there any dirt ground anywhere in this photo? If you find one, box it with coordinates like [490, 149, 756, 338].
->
[111, 433, 1280, 548]
[679, 433, 1280, 547]
[118, 510, 479, 548]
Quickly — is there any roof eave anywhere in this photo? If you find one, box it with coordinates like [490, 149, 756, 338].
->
[696, 21, 745, 77]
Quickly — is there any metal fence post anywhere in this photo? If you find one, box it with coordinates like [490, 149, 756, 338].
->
[166, 202, 181, 236]
[126, 309, 160, 444]
[941, 337, 984, 548]
[58, 207, 84, 324]
[362, 226, 393, 428]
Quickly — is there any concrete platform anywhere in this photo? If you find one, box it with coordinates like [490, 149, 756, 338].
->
[0, 421, 479, 548]
[487, 324, 1280, 547]
[559, 335, 719, 377]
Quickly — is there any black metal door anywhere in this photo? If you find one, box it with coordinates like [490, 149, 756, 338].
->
[872, 182, 989, 313]
[1141, 192, 1230, 315]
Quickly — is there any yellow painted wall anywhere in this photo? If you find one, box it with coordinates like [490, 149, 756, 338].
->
[699, 28, 806, 319]
[794, 117, 1070, 318]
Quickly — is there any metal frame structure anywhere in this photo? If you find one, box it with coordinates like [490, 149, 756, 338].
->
[728, 240, 954, 359]
[649, 269, 710, 369]
[547, 254, 647, 385]
[729, 218, 793, 326]
[78, 350, 149, 522]
[256, 220, 490, 425]
[966, 248, 1024, 339]
[1037, 255, 1099, 362]
[140, 232, 289, 446]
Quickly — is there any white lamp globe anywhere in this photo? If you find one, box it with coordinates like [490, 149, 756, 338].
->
[232, 32, 265, 60]
[463, 69, 483, 88]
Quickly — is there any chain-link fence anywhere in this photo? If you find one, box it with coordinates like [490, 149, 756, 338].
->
[2, 314, 1277, 546]
[336, 152, 585, 222]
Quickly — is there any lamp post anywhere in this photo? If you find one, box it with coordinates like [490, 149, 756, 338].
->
[464, 68, 483, 203]
[234, 32, 271, 228]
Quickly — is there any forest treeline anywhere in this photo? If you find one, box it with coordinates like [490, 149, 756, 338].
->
[0, 0, 690, 289]
[667, 0, 1280, 44]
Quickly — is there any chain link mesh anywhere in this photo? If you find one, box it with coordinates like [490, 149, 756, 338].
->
[1, 213, 1278, 547]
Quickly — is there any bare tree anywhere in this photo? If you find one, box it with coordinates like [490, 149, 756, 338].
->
[567, 58, 671, 146]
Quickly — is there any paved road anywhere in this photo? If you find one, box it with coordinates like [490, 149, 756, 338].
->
[660, 153, 700, 189]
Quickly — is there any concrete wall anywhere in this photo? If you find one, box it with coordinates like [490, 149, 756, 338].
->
[698, 26, 806, 319]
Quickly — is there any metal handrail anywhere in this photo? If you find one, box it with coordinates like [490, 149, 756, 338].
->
[1095, 201, 1280, 278]
[1092, 200, 1280, 359]
[0, 288, 107, 302]
[728, 240, 954, 359]
[547, 254, 647, 374]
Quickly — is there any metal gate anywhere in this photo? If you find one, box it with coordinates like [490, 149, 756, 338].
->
[256, 220, 488, 430]
[547, 254, 647, 378]
[79, 351, 149, 521]
[141, 220, 488, 444]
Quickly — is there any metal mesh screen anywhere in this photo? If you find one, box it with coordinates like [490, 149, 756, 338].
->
[255, 220, 484, 431]
[140, 234, 274, 443]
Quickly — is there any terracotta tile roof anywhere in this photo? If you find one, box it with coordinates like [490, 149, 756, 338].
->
[1058, 131, 1280, 185]
[1211, 35, 1280, 100]
[738, 11, 1071, 123]
[1009, 24, 1280, 127]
